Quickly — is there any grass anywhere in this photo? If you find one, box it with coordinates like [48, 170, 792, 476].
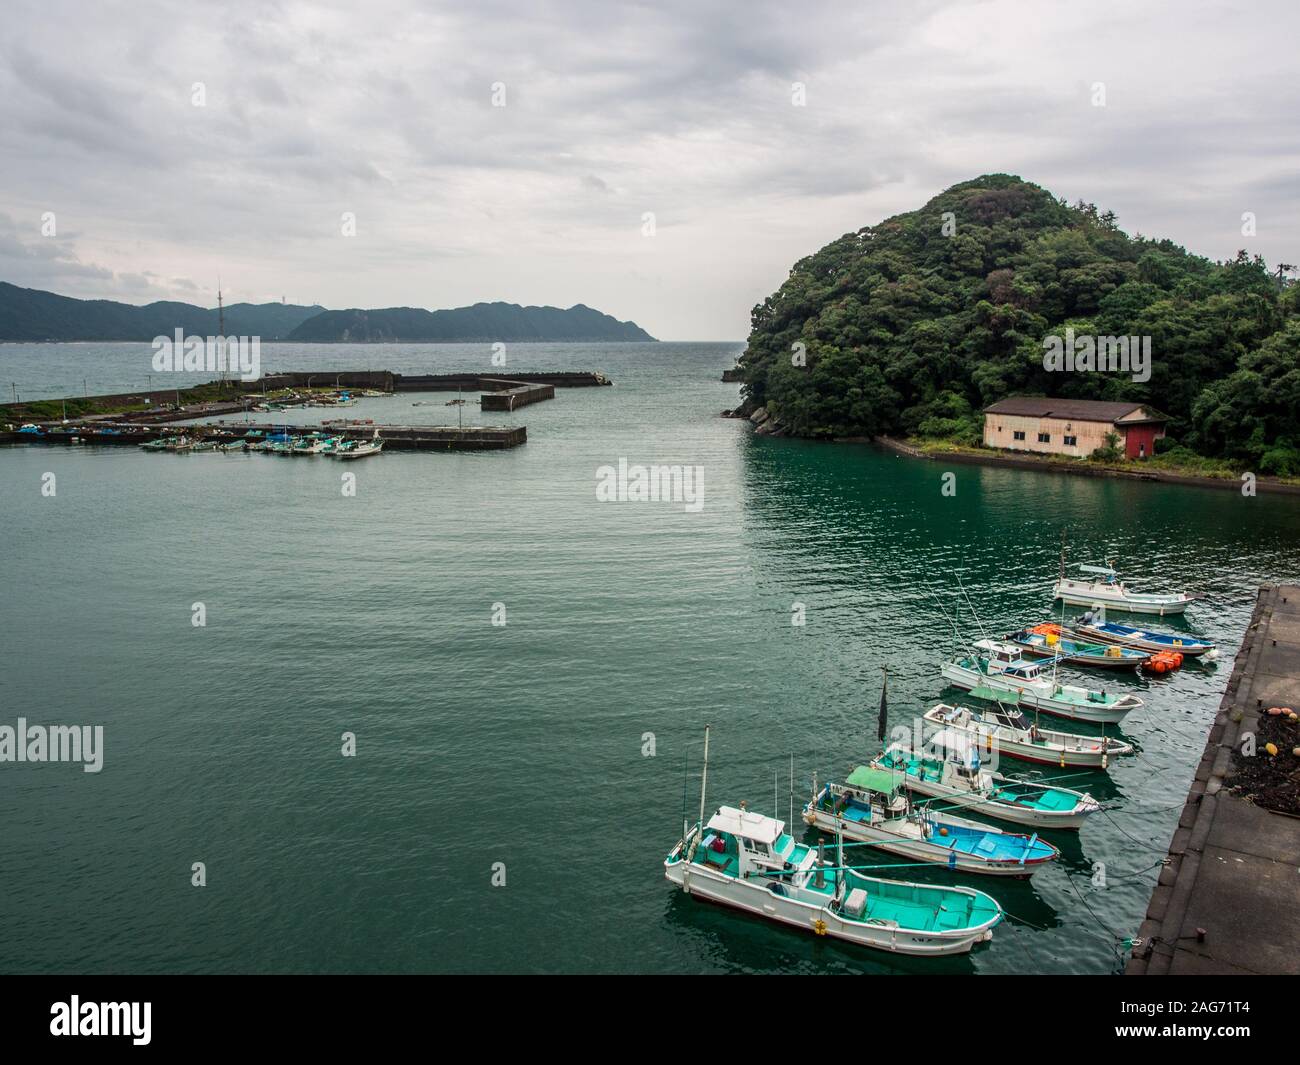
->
[906, 435, 1300, 486]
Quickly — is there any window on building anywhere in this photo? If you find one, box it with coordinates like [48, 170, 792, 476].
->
[1063, 435, 1078, 446]
[1037, 432, 1051, 443]
[1012, 431, 1026, 441]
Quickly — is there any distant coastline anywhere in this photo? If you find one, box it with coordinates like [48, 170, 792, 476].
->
[0, 282, 656, 344]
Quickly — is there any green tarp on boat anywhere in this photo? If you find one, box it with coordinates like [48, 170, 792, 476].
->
[845, 766, 904, 794]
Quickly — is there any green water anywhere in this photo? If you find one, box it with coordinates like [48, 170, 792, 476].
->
[2, 342, 1298, 974]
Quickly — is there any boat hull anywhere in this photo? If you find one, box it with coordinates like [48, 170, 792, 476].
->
[886, 774, 1094, 830]
[1070, 624, 1213, 657]
[802, 810, 1051, 877]
[941, 663, 1136, 724]
[1053, 581, 1192, 616]
[664, 858, 996, 956]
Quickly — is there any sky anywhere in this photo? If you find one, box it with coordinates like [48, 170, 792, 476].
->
[0, 0, 1297, 341]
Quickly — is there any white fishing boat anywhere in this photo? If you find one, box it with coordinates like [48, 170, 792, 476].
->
[869, 735, 1101, 830]
[922, 702, 1133, 769]
[803, 770, 1058, 877]
[663, 729, 1003, 956]
[334, 431, 384, 459]
[941, 639, 1142, 724]
[1054, 564, 1196, 616]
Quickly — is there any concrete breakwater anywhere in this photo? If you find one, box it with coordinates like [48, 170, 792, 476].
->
[1, 421, 527, 450]
[0, 369, 611, 425]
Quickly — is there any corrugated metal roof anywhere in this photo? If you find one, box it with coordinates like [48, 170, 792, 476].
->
[983, 396, 1166, 422]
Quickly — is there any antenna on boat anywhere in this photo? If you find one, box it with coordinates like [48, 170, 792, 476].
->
[698, 725, 711, 833]
[789, 754, 794, 835]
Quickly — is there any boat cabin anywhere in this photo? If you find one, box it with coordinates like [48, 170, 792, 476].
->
[973, 639, 1050, 679]
[699, 806, 799, 879]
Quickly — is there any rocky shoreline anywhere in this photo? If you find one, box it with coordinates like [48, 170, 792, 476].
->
[721, 397, 789, 437]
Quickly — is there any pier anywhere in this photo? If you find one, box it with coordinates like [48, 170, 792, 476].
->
[1127, 584, 1300, 975]
[0, 422, 526, 451]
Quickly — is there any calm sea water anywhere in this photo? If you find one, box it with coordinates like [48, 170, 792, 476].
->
[2, 341, 1298, 974]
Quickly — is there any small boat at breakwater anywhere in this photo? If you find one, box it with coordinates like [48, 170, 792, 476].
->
[333, 431, 384, 459]
[1006, 624, 1150, 670]
[942, 639, 1143, 724]
[663, 727, 1004, 956]
[803, 768, 1059, 876]
[1068, 619, 1216, 659]
[870, 736, 1100, 830]
[922, 703, 1133, 769]
[1054, 564, 1196, 616]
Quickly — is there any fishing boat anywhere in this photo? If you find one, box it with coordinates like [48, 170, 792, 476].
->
[803, 769, 1059, 876]
[1069, 619, 1216, 659]
[190, 439, 219, 451]
[869, 735, 1100, 830]
[663, 730, 1003, 956]
[163, 435, 193, 452]
[139, 436, 170, 451]
[334, 431, 384, 459]
[1054, 564, 1196, 616]
[291, 434, 326, 455]
[941, 639, 1142, 724]
[215, 439, 246, 451]
[922, 703, 1133, 769]
[1006, 624, 1149, 670]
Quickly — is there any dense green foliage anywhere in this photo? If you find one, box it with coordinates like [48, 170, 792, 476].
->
[741, 175, 1297, 469]
[288, 302, 655, 342]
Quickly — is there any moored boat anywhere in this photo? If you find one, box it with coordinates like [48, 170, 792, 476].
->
[1006, 624, 1149, 670]
[869, 735, 1100, 830]
[942, 639, 1142, 724]
[1054, 565, 1196, 616]
[922, 702, 1133, 769]
[1068, 619, 1216, 659]
[665, 806, 1004, 955]
[803, 769, 1059, 876]
[664, 727, 1004, 956]
[334, 431, 384, 459]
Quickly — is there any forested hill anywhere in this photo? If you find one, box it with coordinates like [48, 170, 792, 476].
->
[739, 174, 1300, 473]
[0, 283, 323, 341]
[0, 285, 655, 344]
[287, 302, 654, 342]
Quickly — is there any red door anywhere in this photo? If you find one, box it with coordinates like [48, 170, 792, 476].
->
[1124, 426, 1157, 460]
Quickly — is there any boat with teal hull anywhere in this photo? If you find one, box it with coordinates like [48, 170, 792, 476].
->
[870, 737, 1100, 830]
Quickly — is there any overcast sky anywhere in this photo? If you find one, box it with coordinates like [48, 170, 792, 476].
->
[1, 0, 1296, 340]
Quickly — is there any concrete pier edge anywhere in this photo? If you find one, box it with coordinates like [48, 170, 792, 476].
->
[1126, 584, 1300, 975]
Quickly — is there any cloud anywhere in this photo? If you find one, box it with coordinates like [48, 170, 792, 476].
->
[0, 0, 1297, 338]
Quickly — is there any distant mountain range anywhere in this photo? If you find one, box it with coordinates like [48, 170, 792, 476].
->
[0, 282, 655, 342]
[288, 303, 653, 342]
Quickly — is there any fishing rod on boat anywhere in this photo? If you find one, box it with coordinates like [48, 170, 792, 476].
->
[954, 569, 992, 643]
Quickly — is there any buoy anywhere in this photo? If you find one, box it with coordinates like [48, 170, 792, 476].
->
[938, 827, 949, 837]
[1265, 742, 1278, 757]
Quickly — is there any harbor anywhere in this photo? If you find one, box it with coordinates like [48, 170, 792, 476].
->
[3, 342, 1298, 976]
[0, 367, 615, 452]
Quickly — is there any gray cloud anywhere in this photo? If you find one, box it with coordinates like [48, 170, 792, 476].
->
[0, 0, 1296, 338]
